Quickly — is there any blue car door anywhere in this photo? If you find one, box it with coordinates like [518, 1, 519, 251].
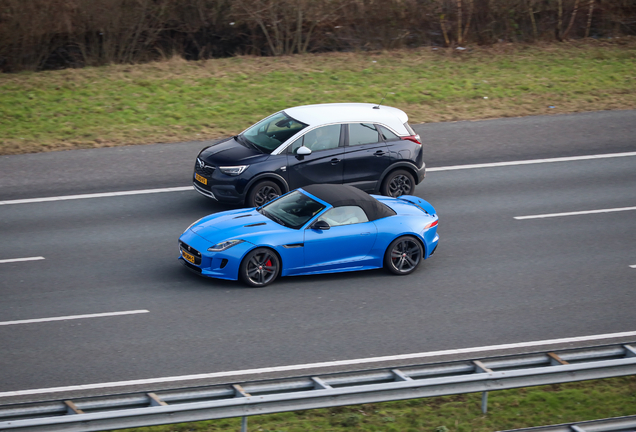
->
[302, 206, 378, 272]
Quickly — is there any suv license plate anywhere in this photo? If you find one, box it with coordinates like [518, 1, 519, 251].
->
[195, 173, 207, 185]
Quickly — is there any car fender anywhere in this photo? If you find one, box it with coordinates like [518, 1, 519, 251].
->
[237, 242, 301, 278]
[244, 172, 290, 196]
[387, 231, 427, 258]
[376, 161, 422, 193]
[372, 217, 428, 257]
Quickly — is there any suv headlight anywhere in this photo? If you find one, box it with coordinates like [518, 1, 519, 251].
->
[208, 239, 244, 252]
[219, 165, 249, 176]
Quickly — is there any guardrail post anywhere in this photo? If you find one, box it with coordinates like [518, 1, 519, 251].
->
[473, 360, 492, 415]
[233, 384, 251, 432]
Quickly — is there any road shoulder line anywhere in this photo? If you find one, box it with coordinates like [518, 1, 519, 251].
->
[2, 330, 635, 398]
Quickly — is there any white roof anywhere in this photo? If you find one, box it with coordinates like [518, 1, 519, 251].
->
[284, 103, 409, 134]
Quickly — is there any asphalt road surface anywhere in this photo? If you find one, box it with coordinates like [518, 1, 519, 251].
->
[1, 110, 635, 404]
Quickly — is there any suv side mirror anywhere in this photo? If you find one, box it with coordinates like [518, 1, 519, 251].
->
[297, 146, 312, 156]
[311, 220, 330, 230]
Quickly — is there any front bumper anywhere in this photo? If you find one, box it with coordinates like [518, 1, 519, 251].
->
[193, 182, 217, 200]
[193, 175, 246, 204]
[178, 231, 253, 281]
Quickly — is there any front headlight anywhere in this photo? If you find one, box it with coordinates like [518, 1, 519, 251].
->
[219, 165, 249, 176]
[208, 239, 245, 252]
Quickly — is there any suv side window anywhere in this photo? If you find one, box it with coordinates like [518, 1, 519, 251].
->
[317, 206, 369, 226]
[378, 125, 399, 142]
[348, 123, 380, 146]
[288, 124, 341, 154]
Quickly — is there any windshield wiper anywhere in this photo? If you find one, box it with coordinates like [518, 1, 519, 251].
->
[237, 134, 265, 153]
[259, 208, 288, 227]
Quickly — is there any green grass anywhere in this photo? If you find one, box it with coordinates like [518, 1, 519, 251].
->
[115, 377, 636, 432]
[1, 38, 635, 155]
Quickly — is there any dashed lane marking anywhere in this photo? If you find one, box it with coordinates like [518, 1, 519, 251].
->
[515, 206, 636, 220]
[0, 256, 45, 264]
[0, 186, 193, 206]
[0, 310, 150, 326]
[427, 151, 636, 172]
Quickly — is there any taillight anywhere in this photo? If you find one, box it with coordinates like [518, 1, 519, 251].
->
[402, 134, 421, 145]
[424, 220, 438, 229]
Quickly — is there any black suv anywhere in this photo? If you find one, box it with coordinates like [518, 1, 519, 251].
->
[193, 103, 425, 207]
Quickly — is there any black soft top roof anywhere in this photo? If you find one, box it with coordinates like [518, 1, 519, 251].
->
[301, 184, 396, 221]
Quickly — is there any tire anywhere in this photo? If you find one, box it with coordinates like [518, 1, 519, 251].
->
[381, 169, 415, 197]
[384, 236, 422, 275]
[239, 248, 281, 288]
[247, 180, 281, 207]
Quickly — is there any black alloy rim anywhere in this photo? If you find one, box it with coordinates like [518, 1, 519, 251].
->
[388, 175, 412, 197]
[255, 186, 280, 206]
[246, 251, 278, 285]
[390, 239, 421, 273]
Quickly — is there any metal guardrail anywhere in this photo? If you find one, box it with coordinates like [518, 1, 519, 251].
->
[499, 414, 636, 432]
[0, 343, 634, 432]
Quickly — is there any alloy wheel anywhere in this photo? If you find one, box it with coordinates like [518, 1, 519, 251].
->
[245, 250, 279, 286]
[388, 174, 413, 197]
[255, 185, 280, 207]
[389, 238, 421, 273]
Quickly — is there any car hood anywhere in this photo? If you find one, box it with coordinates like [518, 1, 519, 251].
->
[199, 137, 269, 165]
[189, 208, 290, 243]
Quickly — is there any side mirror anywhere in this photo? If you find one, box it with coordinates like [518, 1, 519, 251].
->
[311, 220, 330, 230]
[296, 146, 312, 156]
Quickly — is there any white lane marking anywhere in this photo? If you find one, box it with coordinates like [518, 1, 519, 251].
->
[0, 310, 150, 326]
[2, 152, 636, 206]
[2, 330, 635, 398]
[0, 256, 45, 264]
[515, 206, 636, 220]
[0, 186, 193, 206]
[427, 151, 636, 172]
[630, 265, 636, 269]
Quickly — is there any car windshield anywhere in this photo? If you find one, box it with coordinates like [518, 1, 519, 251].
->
[259, 191, 326, 229]
[242, 112, 308, 153]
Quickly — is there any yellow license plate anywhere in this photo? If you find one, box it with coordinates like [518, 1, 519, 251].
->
[182, 250, 196, 264]
[195, 173, 207, 185]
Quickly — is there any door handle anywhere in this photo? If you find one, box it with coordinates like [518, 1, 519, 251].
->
[330, 158, 340, 165]
[374, 150, 385, 156]
[360, 232, 371, 236]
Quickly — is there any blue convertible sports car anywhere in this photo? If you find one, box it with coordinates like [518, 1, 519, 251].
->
[179, 184, 439, 287]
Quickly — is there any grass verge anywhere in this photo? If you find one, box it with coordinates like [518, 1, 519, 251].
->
[117, 377, 636, 432]
[1, 38, 635, 155]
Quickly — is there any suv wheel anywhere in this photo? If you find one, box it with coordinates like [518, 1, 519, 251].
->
[381, 169, 415, 197]
[247, 180, 281, 207]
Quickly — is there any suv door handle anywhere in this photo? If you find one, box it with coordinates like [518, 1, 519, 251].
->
[374, 150, 385, 156]
[330, 158, 340, 165]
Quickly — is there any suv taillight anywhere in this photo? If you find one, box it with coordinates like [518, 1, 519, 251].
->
[402, 134, 421, 145]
